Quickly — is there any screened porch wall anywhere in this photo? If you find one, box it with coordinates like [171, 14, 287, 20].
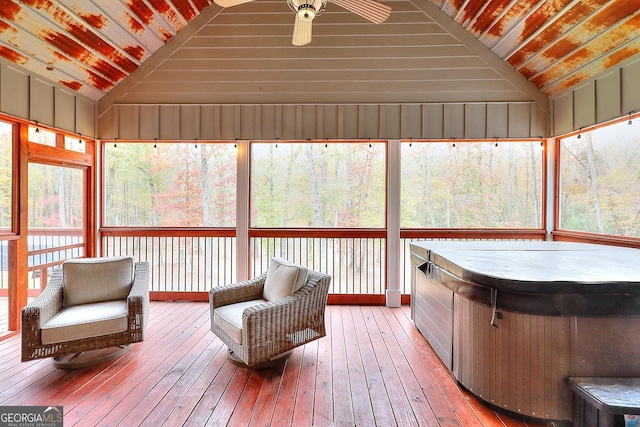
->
[98, 102, 548, 141]
[552, 57, 640, 136]
[0, 61, 96, 137]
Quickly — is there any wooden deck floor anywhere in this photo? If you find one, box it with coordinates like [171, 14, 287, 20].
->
[0, 297, 7, 334]
[0, 302, 555, 426]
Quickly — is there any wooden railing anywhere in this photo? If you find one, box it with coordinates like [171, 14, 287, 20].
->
[4, 227, 547, 301]
[102, 228, 387, 297]
[0, 228, 84, 293]
[102, 228, 236, 295]
[28, 228, 84, 290]
[250, 229, 386, 295]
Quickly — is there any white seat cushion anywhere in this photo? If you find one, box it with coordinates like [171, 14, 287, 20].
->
[63, 256, 134, 307]
[213, 299, 267, 344]
[263, 257, 308, 302]
[41, 300, 129, 345]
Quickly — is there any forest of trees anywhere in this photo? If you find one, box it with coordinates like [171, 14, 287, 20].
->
[251, 142, 385, 228]
[1, 118, 639, 238]
[105, 143, 237, 227]
[0, 122, 11, 230]
[28, 164, 83, 228]
[401, 141, 543, 228]
[104, 140, 543, 230]
[560, 120, 640, 237]
[2, 120, 640, 294]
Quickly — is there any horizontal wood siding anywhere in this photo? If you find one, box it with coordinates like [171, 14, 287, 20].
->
[96, 0, 550, 140]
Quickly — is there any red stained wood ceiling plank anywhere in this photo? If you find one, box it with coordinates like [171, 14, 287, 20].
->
[52, 50, 69, 61]
[127, 0, 154, 25]
[26, 0, 139, 72]
[530, 13, 640, 87]
[552, 74, 584, 93]
[128, 0, 185, 36]
[518, 1, 639, 80]
[507, 0, 610, 68]
[44, 31, 126, 82]
[542, 41, 640, 94]
[0, 44, 27, 64]
[456, 0, 488, 28]
[78, 13, 106, 29]
[0, 0, 20, 20]
[518, 0, 574, 49]
[603, 44, 640, 69]
[65, 22, 138, 73]
[59, 80, 82, 91]
[0, 0, 125, 90]
[147, 0, 171, 15]
[86, 68, 114, 91]
[529, 44, 590, 87]
[589, 0, 640, 28]
[147, 0, 186, 28]
[127, 13, 145, 34]
[191, 0, 213, 12]
[160, 28, 174, 42]
[0, 19, 14, 33]
[469, 0, 513, 36]
[124, 44, 145, 61]
[168, 0, 197, 21]
[485, 0, 545, 40]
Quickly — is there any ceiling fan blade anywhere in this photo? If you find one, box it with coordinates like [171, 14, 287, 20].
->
[214, 0, 256, 7]
[330, 0, 391, 24]
[292, 15, 312, 46]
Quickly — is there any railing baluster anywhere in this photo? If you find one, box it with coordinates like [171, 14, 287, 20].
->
[98, 232, 393, 296]
[164, 237, 169, 291]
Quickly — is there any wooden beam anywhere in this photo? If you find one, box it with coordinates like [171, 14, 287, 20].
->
[9, 123, 29, 331]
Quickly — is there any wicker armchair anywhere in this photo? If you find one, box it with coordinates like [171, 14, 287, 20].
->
[209, 258, 331, 368]
[21, 256, 149, 368]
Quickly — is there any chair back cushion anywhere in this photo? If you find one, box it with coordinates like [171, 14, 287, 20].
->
[62, 256, 134, 307]
[263, 257, 308, 301]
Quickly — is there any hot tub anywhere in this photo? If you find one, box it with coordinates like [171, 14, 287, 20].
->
[409, 241, 640, 422]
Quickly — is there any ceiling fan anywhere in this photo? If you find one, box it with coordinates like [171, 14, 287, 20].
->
[214, 0, 392, 46]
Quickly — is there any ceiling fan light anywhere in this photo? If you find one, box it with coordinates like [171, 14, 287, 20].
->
[297, 4, 316, 20]
[288, 0, 326, 19]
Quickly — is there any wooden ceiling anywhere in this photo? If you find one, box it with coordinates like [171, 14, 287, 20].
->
[0, 0, 638, 102]
[431, 0, 640, 96]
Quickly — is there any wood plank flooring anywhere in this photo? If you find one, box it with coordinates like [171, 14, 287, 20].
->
[0, 301, 556, 426]
[0, 297, 8, 333]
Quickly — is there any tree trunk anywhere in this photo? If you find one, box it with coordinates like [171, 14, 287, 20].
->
[306, 145, 323, 227]
[585, 133, 604, 233]
[200, 145, 211, 226]
[422, 150, 437, 226]
[507, 145, 515, 218]
[200, 145, 213, 280]
[58, 169, 67, 227]
[529, 143, 540, 227]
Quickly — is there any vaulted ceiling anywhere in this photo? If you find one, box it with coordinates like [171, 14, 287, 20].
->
[433, 0, 640, 96]
[0, 0, 638, 103]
